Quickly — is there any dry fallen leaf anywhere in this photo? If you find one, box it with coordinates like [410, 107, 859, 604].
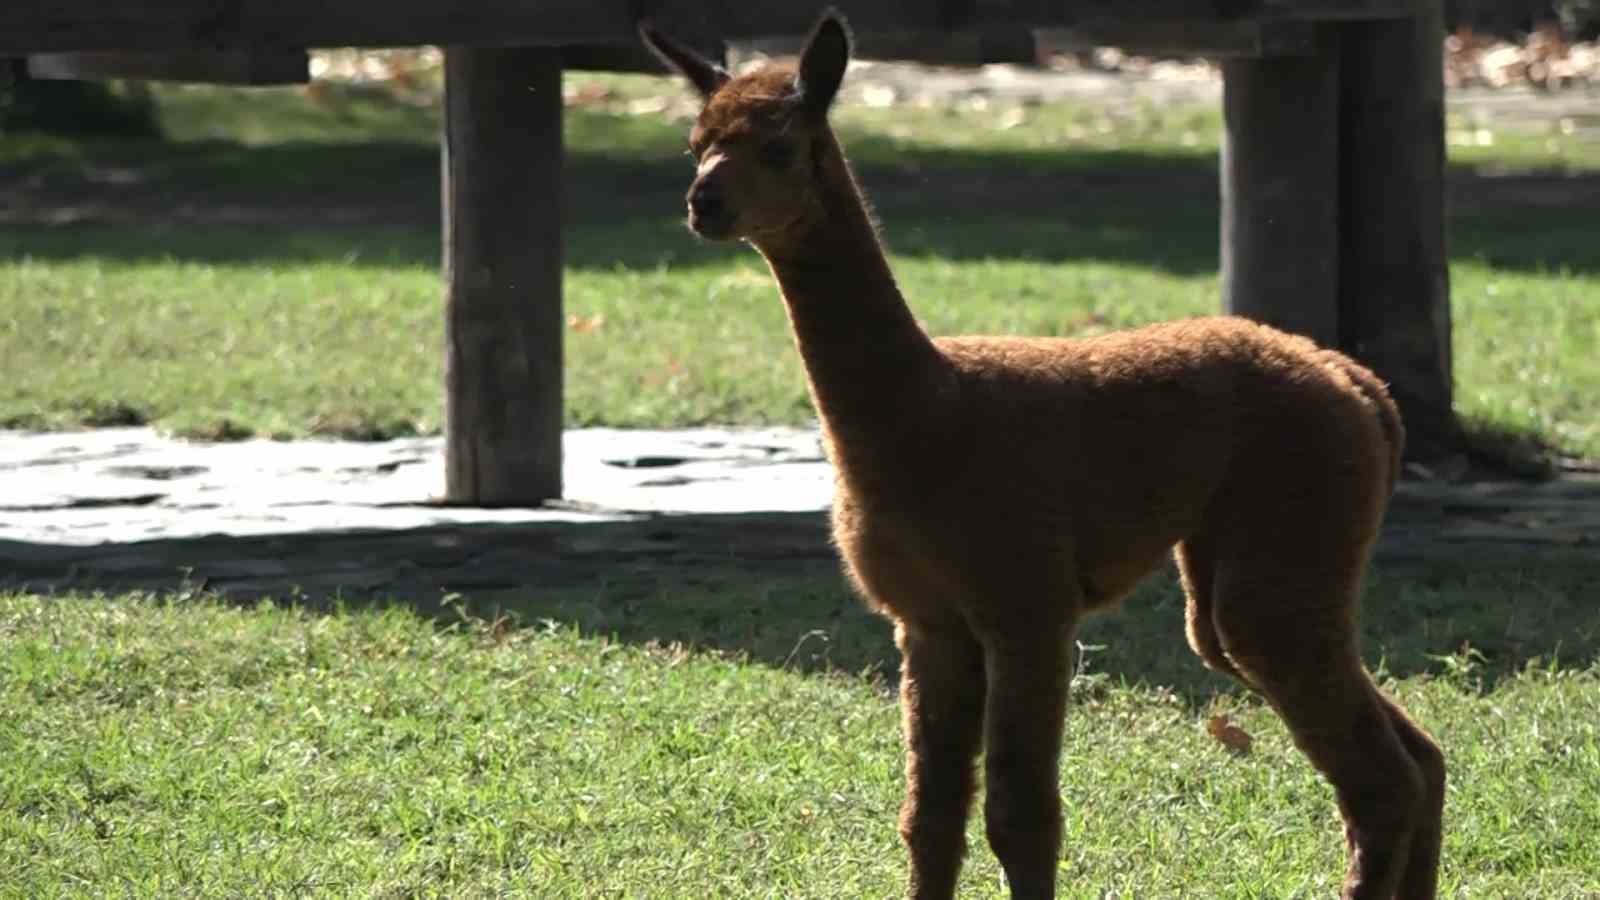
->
[564, 82, 616, 108]
[566, 313, 605, 333]
[1207, 714, 1253, 756]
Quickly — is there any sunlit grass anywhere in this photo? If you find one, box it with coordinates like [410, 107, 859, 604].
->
[3, 565, 1598, 896]
[1, 77, 1596, 457]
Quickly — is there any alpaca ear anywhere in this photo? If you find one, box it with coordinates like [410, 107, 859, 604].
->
[639, 19, 729, 99]
[797, 11, 852, 117]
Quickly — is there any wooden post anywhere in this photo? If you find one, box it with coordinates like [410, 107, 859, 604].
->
[1337, 1, 1458, 460]
[442, 48, 564, 506]
[1219, 27, 1342, 349]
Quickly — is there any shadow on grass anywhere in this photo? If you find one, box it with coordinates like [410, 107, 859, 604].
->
[5, 122, 1599, 278]
[0, 140, 1220, 274]
[5, 511, 1597, 705]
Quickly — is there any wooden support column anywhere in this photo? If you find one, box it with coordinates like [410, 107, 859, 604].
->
[1338, 1, 1458, 460]
[1219, 27, 1342, 349]
[442, 48, 564, 506]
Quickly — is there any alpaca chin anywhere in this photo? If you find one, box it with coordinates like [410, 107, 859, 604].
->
[687, 212, 736, 241]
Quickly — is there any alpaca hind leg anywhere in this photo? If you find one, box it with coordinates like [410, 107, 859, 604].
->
[1211, 566, 1426, 900]
[979, 628, 1073, 900]
[895, 620, 987, 900]
[1381, 695, 1446, 899]
[1174, 537, 1249, 685]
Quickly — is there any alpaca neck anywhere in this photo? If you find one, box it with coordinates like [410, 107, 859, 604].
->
[753, 138, 947, 457]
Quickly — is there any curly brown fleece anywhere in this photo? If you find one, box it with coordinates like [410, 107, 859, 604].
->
[644, 13, 1444, 900]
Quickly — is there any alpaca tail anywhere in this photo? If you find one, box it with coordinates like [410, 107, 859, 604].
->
[1331, 355, 1406, 497]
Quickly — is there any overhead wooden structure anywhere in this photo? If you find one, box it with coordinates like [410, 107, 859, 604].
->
[2, 0, 1455, 503]
[1, 3, 1422, 53]
[25, 50, 310, 84]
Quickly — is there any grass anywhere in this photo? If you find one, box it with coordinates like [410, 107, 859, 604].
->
[4, 558, 1599, 896]
[4, 72, 1599, 895]
[1, 75, 1598, 456]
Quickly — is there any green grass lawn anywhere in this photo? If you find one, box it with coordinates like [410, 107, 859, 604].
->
[2, 76, 1598, 456]
[4, 74, 1600, 896]
[4, 560, 1599, 896]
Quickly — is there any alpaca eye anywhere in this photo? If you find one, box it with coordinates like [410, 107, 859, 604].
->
[760, 140, 797, 169]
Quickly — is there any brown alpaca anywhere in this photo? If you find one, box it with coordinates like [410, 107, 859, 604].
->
[642, 14, 1445, 899]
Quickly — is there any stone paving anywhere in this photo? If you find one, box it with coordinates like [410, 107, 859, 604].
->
[2, 428, 1596, 605]
[1, 427, 832, 543]
[0, 428, 838, 603]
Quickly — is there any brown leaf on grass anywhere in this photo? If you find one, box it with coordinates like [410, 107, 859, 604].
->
[1207, 715, 1253, 756]
[566, 313, 605, 333]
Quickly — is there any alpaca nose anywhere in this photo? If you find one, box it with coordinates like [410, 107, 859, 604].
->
[689, 182, 724, 221]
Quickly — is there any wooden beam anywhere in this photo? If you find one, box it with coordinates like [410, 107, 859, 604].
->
[561, 45, 686, 74]
[1219, 26, 1341, 348]
[851, 29, 1039, 66]
[563, 37, 725, 74]
[1256, 0, 1417, 21]
[0, 1, 633, 54]
[27, 50, 308, 84]
[0, 0, 1418, 55]
[740, 29, 1038, 66]
[1336, 1, 1459, 461]
[442, 47, 563, 506]
[677, 0, 1414, 37]
[1040, 20, 1314, 57]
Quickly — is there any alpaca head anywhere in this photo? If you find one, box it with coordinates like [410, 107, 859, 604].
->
[641, 12, 852, 249]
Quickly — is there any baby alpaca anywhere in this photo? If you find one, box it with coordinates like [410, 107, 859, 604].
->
[642, 13, 1444, 899]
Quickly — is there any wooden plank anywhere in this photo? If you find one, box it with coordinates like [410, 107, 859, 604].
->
[968, 0, 1412, 28]
[563, 36, 725, 74]
[1336, 0, 1459, 461]
[1039, 20, 1314, 57]
[27, 50, 308, 84]
[0, 0, 1417, 54]
[0, 0, 632, 53]
[704, 1, 1414, 36]
[740, 29, 1038, 66]
[442, 47, 563, 506]
[562, 45, 686, 74]
[854, 29, 1038, 65]
[1219, 26, 1341, 347]
[1256, 0, 1416, 21]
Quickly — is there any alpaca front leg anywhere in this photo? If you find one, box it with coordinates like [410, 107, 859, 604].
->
[895, 621, 987, 900]
[981, 631, 1072, 900]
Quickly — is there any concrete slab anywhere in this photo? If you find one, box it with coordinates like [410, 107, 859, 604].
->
[1, 428, 1594, 606]
[0, 427, 832, 546]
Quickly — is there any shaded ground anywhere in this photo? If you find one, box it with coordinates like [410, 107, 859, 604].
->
[3, 427, 1598, 695]
[2, 428, 1595, 615]
[4, 65, 1599, 231]
[7, 151, 1600, 229]
[4, 485, 1598, 602]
